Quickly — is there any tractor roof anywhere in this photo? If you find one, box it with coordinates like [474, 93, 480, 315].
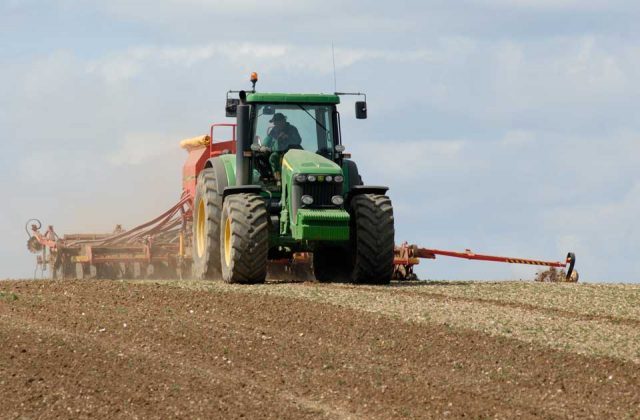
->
[246, 92, 340, 105]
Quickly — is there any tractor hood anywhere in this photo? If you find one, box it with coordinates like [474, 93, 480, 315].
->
[281, 149, 342, 175]
[279, 149, 350, 242]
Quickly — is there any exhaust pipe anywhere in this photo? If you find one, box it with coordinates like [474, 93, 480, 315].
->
[235, 97, 251, 186]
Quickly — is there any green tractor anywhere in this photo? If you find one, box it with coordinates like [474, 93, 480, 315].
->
[191, 75, 394, 284]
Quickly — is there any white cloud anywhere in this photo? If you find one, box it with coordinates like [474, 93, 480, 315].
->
[352, 139, 468, 185]
[500, 130, 535, 147]
[98, 0, 314, 17]
[82, 43, 435, 86]
[87, 55, 143, 85]
[469, 0, 632, 11]
[565, 37, 627, 91]
[472, 37, 638, 119]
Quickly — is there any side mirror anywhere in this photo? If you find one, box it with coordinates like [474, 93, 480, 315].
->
[355, 101, 367, 119]
[225, 98, 239, 117]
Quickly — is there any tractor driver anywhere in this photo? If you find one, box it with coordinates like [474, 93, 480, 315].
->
[263, 113, 302, 180]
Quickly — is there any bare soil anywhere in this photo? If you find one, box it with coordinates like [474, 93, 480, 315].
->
[1, 279, 639, 419]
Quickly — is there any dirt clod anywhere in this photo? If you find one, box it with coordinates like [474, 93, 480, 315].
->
[535, 267, 578, 282]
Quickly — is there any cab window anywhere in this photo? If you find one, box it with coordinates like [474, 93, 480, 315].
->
[253, 104, 336, 159]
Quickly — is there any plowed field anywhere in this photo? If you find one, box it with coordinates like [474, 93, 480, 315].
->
[1, 279, 639, 419]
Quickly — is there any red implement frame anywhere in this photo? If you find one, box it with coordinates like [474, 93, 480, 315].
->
[26, 191, 193, 280]
[393, 242, 576, 281]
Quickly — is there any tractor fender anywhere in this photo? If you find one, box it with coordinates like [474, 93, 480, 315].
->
[222, 185, 262, 199]
[347, 185, 389, 199]
[204, 157, 232, 196]
[205, 156, 263, 199]
[342, 159, 363, 191]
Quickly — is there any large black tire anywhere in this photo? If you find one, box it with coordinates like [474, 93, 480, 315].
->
[192, 168, 223, 280]
[220, 193, 269, 284]
[313, 245, 351, 283]
[349, 194, 395, 284]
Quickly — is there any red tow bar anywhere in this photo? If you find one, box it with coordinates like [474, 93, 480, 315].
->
[393, 242, 577, 281]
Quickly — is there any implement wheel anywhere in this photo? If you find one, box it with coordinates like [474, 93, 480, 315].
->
[192, 168, 223, 280]
[220, 193, 269, 284]
[349, 193, 395, 284]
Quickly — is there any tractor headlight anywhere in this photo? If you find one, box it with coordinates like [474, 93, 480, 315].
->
[331, 195, 344, 206]
[325, 175, 333, 182]
[301, 195, 314, 205]
[295, 174, 307, 183]
[334, 175, 344, 183]
[307, 175, 317, 182]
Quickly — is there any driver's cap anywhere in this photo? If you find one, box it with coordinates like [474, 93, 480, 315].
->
[269, 113, 286, 123]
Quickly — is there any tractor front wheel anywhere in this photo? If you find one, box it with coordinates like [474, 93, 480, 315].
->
[349, 193, 395, 284]
[220, 193, 269, 284]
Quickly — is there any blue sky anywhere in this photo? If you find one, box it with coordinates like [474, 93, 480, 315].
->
[1, 0, 638, 282]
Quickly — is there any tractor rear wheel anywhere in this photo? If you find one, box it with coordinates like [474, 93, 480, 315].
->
[349, 193, 395, 284]
[220, 193, 269, 284]
[192, 168, 223, 280]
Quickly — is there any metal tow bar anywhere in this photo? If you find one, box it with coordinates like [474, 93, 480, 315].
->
[393, 242, 577, 281]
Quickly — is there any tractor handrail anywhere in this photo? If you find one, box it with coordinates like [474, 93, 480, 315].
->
[209, 123, 237, 157]
[210, 123, 236, 144]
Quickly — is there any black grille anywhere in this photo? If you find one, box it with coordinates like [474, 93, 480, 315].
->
[302, 182, 342, 207]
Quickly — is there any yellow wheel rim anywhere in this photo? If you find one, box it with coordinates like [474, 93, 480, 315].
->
[196, 199, 206, 258]
[224, 217, 232, 266]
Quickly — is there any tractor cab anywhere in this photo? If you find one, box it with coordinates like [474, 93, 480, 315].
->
[225, 74, 366, 189]
[245, 95, 342, 186]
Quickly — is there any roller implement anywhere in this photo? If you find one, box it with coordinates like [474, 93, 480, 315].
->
[26, 73, 577, 283]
